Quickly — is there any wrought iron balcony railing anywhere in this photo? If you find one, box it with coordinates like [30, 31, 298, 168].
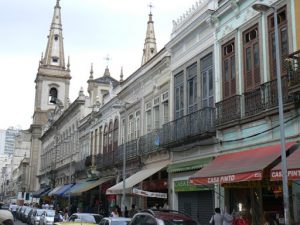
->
[216, 75, 293, 126]
[139, 130, 160, 154]
[95, 139, 139, 169]
[244, 75, 291, 117]
[286, 50, 300, 87]
[74, 158, 86, 173]
[160, 107, 216, 147]
[216, 95, 241, 125]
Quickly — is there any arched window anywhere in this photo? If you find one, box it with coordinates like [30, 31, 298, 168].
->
[113, 119, 119, 151]
[103, 125, 108, 154]
[108, 121, 113, 153]
[49, 87, 58, 104]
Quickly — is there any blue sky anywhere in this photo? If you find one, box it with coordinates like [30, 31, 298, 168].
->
[0, 0, 196, 130]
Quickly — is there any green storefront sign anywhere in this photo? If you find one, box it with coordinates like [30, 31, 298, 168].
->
[174, 180, 212, 192]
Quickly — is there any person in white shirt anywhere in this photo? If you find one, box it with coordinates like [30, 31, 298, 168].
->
[9, 203, 18, 221]
[223, 208, 234, 225]
[210, 208, 224, 225]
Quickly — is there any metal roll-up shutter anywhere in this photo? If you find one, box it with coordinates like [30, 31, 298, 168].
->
[178, 190, 214, 225]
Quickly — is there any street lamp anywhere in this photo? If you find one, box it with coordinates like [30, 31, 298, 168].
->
[112, 101, 129, 215]
[252, 2, 290, 225]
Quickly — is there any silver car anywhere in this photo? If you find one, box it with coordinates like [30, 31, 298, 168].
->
[99, 217, 131, 225]
[39, 210, 55, 225]
[30, 209, 46, 225]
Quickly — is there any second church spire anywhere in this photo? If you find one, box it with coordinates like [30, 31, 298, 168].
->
[141, 4, 157, 65]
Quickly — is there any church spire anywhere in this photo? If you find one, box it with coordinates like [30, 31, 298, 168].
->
[42, 0, 66, 69]
[141, 3, 157, 65]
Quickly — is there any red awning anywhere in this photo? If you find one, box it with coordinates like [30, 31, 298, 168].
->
[189, 142, 297, 185]
[270, 146, 300, 181]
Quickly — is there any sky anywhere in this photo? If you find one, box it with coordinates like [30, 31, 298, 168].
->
[0, 0, 197, 130]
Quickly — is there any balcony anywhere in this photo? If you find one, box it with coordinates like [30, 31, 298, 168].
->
[286, 50, 300, 99]
[95, 139, 139, 169]
[160, 107, 216, 147]
[216, 75, 293, 127]
[216, 95, 241, 125]
[244, 76, 291, 117]
[74, 158, 86, 173]
[139, 131, 160, 154]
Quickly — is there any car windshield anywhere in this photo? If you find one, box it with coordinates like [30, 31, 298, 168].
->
[93, 215, 102, 224]
[46, 210, 55, 217]
[111, 221, 130, 225]
[163, 220, 198, 225]
[81, 215, 96, 223]
[36, 210, 45, 216]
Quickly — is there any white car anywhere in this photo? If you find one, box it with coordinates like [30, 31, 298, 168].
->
[39, 210, 55, 225]
[0, 210, 14, 225]
[99, 217, 131, 225]
[68, 213, 103, 224]
[30, 209, 46, 225]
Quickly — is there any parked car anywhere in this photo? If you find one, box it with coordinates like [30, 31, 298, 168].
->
[30, 209, 46, 225]
[0, 209, 14, 225]
[99, 217, 131, 225]
[27, 209, 34, 224]
[68, 213, 103, 224]
[130, 209, 199, 225]
[22, 207, 32, 223]
[20, 206, 30, 222]
[39, 210, 55, 225]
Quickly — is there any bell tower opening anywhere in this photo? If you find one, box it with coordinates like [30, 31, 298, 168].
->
[49, 87, 58, 104]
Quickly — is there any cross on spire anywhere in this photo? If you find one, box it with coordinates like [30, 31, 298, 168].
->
[56, 0, 60, 7]
[148, 2, 154, 14]
[104, 54, 111, 68]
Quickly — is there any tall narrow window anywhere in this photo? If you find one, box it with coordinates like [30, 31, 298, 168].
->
[201, 53, 214, 107]
[243, 25, 260, 91]
[175, 71, 184, 119]
[187, 63, 198, 113]
[135, 111, 141, 138]
[108, 122, 113, 152]
[121, 119, 125, 143]
[222, 40, 236, 98]
[103, 126, 108, 154]
[146, 110, 152, 133]
[113, 119, 118, 151]
[128, 114, 134, 141]
[99, 127, 103, 154]
[94, 129, 98, 155]
[90, 131, 94, 156]
[268, 6, 288, 79]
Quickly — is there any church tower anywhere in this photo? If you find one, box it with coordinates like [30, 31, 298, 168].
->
[29, 0, 71, 191]
[141, 6, 157, 65]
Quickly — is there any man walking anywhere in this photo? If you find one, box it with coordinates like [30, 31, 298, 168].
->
[9, 202, 18, 221]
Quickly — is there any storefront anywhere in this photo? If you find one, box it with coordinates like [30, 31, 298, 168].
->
[106, 160, 169, 209]
[189, 142, 300, 225]
[63, 176, 114, 214]
[168, 157, 214, 225]
[270, 145, 300, 224]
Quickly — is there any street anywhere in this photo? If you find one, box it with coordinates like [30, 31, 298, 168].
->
[15, 219, 27, 225]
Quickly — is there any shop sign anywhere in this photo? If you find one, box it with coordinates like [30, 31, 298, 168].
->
[190, 171, 262, 185]
[174, 180, 212, 192]
[132, 188, 167, 199]
[271, 169, 300, 180]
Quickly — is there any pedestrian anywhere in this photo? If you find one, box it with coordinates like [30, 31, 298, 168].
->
[63, 209, 69, 221]
[9, 202, 17, 221]
[110, 207, 119, 217]
[210, 208, 223, 225]
[54, 210, 63, 222]
[124, 206, 129, 218]
[129, 204, 138, 218]
[223, 208, 234, 225]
